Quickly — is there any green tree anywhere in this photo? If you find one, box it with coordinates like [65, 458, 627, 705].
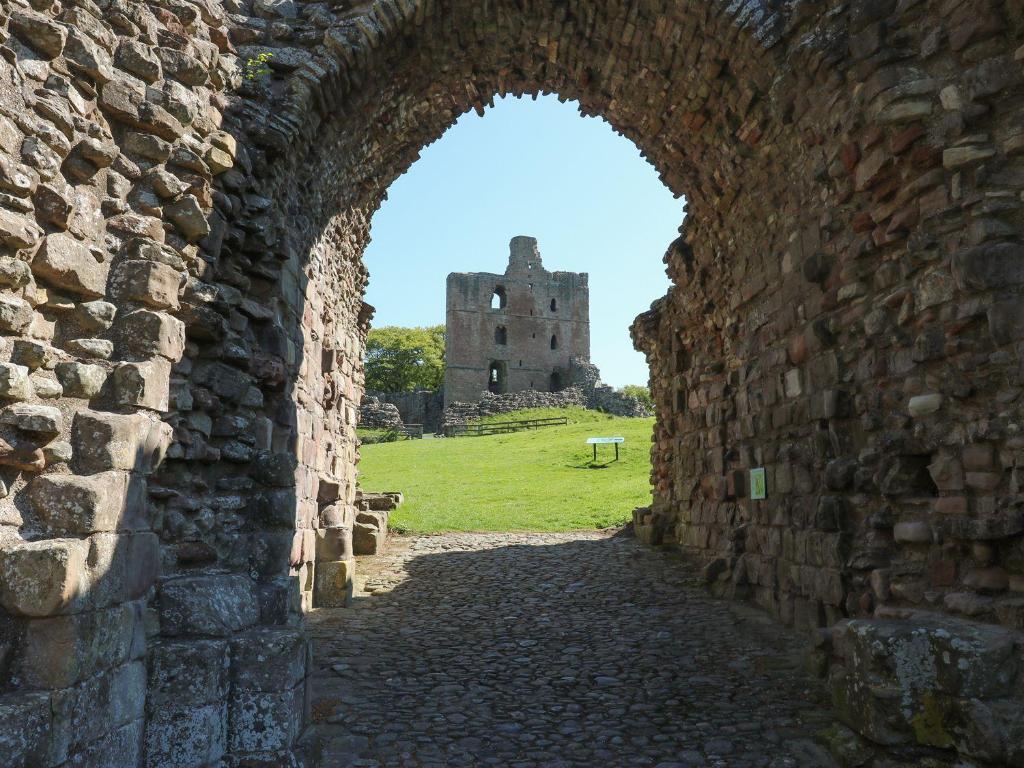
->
[364, 325, 446, 392]
[619, 384, 653, 408]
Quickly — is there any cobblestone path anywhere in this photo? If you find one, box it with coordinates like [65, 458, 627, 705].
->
[306, 532, 840, 767]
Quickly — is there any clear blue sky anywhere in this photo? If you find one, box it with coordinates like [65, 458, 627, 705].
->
[363, 95, 684, 388]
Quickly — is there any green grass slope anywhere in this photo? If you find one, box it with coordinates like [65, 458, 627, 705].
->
[357, 408, 654, 533]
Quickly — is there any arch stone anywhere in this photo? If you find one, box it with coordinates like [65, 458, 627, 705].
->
[0, 0, 1022, 765]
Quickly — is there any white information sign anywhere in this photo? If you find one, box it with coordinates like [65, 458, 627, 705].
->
[586, 437, 625, 444]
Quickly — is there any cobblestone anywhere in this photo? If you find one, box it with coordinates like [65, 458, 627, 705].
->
[307, 531, 839, 767]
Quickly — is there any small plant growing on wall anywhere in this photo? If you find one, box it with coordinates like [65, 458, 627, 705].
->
[243, 51, 274, 81]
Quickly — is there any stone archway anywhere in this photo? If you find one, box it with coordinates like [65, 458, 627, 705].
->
[1, 0, 1023, 765]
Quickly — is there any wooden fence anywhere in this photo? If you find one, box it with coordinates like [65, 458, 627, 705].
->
[443, 416, 568, 437]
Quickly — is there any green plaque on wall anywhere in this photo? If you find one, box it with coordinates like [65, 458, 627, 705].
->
[750, 468, 767, 500]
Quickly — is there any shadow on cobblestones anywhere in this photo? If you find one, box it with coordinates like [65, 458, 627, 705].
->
[306, 532, 840, 768]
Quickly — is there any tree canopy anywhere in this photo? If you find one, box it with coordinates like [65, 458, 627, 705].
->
[619, 384, 653, 408]
[364, 325, 446, 393]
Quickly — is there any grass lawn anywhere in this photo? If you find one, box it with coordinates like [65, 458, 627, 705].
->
[357, 408, 654, 533]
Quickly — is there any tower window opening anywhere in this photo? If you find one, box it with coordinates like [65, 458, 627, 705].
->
[495, 325, 507, 345]
[488, 361, 507, 394]
[550, 372, 562, 392]
[550, 334, 558, 350]
[550, 298, 557, 312]
[491, 286, 507, 310]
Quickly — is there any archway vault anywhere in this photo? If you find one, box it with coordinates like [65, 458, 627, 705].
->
[1, 0, 1023, 765]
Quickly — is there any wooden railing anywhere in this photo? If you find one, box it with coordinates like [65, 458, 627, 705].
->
[397, 424, 424, 439]
[444, 416, 569, 437]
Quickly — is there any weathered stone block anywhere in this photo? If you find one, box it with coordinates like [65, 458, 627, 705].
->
[0, 404, 61, 434]
[55, 362, 107, 398]
[115, 40, 162, 83]
[31, 233, 107, 297]
[313, 559, 354, 608]
[893, 522, 932, 543]
[829, 615, 1022, 754]
[62, 719, 143, 768]
[0, 208, 42, 249]
[353, 520, 386, 555]
[0, 538, 88, 617]
[250, 531, 293, 580]
[988, 300, 1024, 346]
[230, 628, 306, 692]
[18, 601, 137, 688]
[192, 361, 254, 401]
[165, 195, 211, 241]
[315, 527, 353, 561]
[85, 532, 159, 607]
[319, 502, 353, 529]
[112, 358, 172, 411]
[952, 242, 1024, 291]
[0, 364, 33, 401]
[12, 344, 57, 376]
[908, 393, 942, 417]
[63, 26, 115, 83]
[65, 338, 113, 360]
[72, 410, 172, 475]
[159, 574, 259, 637]
[148, 639, 230, 708]
[0, 296, 33, 334]
[256, 488, 298, 529]
[50, 661, 146, 763]
[9, 10, 67, 59]
[112, 260, 182, 309]
[227, 685, 302, 754]
[28, 471, 146, 533]
[144, 703, 226, 768]
[252, 451, 297, 487]
[0, 691, 52, 768]
[114, 309, 185, 361]
[76, 299, 117, 331]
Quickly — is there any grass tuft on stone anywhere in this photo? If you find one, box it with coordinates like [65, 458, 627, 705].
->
[357, 408, 654, 533]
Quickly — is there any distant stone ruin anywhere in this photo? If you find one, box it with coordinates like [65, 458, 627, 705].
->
[445, 236, 590, 406]
[357, 395, 403, 432]
[439, 359, 652, 431]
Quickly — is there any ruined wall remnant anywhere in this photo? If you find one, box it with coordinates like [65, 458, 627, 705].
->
[367, 389, 443, 433]
[0, 0, 1022, 764]
[357, 395, 403, 431]
[444, 236, 590, 406]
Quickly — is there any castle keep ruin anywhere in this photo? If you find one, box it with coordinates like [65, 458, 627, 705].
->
[0, 0, 1022, 765]
[444, 236, 589, 406]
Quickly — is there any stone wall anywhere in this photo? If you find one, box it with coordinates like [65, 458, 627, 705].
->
[367, 389, 443, 433]
[441, 386, 588, 431]
[0, 0, 1020, 765]
[357, 395, 403, 431]
[569, 358, 653, 418]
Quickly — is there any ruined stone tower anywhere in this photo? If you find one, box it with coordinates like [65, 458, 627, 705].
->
[444, 237, 590, 406]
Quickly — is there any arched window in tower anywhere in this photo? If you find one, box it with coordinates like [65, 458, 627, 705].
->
[488, 361, 507, 394]
[550, 298, 557, 312]
[550, 334, 558, 350]
[494, 326, 507, 345]
[491, 286, 506, 310]
[550, 372, 562, 392]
